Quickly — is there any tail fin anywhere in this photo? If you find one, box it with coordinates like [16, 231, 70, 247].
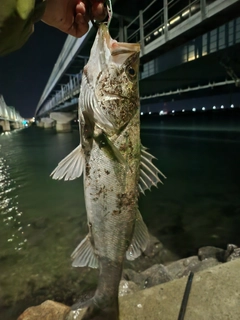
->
[74, 299, 119, 320]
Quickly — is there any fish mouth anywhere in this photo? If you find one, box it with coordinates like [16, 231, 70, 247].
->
[98, 23, 140, 58]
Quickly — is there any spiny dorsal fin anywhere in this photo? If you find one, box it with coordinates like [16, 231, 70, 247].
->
[138, 145, 166, 194]
[50, 145, 85, 181]
[71, 235, 98, 269]
[126, 210, 149, 261]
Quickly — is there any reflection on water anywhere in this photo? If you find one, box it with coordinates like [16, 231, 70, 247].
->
[0, 113, 240, 319]
[0, 144, 28, 252]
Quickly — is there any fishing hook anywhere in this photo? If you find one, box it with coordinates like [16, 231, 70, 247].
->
[87, 0, 113, 28]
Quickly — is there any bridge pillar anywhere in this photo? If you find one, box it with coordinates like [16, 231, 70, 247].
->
[0, 120, 11, 131]
[12, 122, 20, 129]
[36, 121, 44, 127]
[50, 112, 75, 133]
[41, 118, 54, 129]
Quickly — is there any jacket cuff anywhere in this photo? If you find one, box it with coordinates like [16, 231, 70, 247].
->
[32, 0, 47, 23]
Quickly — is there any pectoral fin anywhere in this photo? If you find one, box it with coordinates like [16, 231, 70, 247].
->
[138, 145, 166, 194]
[50, 145, 85, 181]
[126, 210, 149, 261]
[71, 235, 98, 269]
[94, 132, 127, 165]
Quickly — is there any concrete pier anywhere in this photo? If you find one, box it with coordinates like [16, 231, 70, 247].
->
[41, 117, 54, 129]
[50, 112, 75, 132]
[0, 120, 10, 131]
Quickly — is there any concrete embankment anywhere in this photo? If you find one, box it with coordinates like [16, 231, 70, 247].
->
[18, 259, 240, 320]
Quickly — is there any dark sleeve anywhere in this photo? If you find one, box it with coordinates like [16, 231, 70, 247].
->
[0, 0, 47, 56]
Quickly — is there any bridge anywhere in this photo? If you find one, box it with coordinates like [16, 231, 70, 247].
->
[0, 95, 25, 131]
[35, 0, 240, 130]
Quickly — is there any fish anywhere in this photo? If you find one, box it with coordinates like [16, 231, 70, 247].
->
[51, 23, 166, 320]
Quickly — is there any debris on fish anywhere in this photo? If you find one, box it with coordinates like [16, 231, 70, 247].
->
[51, 22, 166, 320]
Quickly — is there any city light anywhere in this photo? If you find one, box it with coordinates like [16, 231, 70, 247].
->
[182, 109, 185, 112]
[221, 105, 224, 109]
[141, 112, 144, 115]
[172, 110, 175, 113]
[170, 16, 180, 25]
[192, 108, 196, 112]
[149, 112, 151, 115]
[182, 9, 190, 17]
[202, 107, 205, 111]
[159, 110, 168, 115]
[213, 106, 216, 110]
[230, 104, 234, 108]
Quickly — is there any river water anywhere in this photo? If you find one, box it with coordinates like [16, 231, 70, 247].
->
[0, 111, 240, 319]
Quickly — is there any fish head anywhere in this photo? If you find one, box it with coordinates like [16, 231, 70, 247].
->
[84, 23, 140, 131]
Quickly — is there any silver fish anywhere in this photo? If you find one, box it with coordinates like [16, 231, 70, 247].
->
[51, 23, 165, 320]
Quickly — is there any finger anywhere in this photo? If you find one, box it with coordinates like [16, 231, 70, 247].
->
[76, 1, 86, 15]
[72, 14, 90, 37]
[91, 2, 107, 21]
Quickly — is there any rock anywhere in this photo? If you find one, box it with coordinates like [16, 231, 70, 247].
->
[124, 234, 178, 272]
[123, 269, 143, 287]
[17, 300, 70, 320]
[123, 264, 172, 289]
[198, 246, 225, 261]
[190, 257, 222, 273]
[166, 256, 201, 279]
[140, 264, 172, 288]
[66, 259, 240, 320]
[226, 246, 240, 262]
[119, 280, 140, 297]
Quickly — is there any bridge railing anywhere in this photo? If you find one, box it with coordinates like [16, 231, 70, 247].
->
[37, 0, 224, 116]
[0, 95, 23, 122]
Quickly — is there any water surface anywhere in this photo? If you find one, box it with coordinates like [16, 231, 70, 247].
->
[0, 112, 239, 319]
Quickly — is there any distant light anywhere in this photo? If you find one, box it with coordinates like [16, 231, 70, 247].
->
[182, 9, 190, 17]
[221, 105, 224, 109]
[158, 27, 163, 32]
[182, 109, 185, 112]
[170, 16, 180, 25]
[153, 31, 158, 36]
[159, 110, 167, 116]
[172, 110, 175, 114]
[192, 108, 196, 112]
[230, 104, 234, 108]
[146, 36, 151, 42]
[213, 106, 216, 110]
[77, 119, 80, 122]
[202, 107, 205, 111]
[141, 112, 144, 115]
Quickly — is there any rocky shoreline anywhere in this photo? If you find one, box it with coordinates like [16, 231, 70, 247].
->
[17, 236, 240, 320]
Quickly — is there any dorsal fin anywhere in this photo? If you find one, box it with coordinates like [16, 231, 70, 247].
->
[138, 145, 166, 194]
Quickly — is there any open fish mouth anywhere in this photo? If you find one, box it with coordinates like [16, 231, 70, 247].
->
[95, 23, 140, 68]
[99, 23, 140, 54]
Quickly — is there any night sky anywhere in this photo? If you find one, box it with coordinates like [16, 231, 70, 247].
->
[0, 22, 67, 118]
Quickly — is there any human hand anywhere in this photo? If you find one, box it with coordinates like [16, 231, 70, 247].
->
[41, 0, 107, 37]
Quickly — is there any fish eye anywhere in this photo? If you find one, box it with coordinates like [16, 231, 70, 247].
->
[127, 66, 136, 77]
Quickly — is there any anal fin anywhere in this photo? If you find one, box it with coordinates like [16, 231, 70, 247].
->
[50, 144, 85, 181]
[126, 210, 149, 261]
[71, 235, 98, 269]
